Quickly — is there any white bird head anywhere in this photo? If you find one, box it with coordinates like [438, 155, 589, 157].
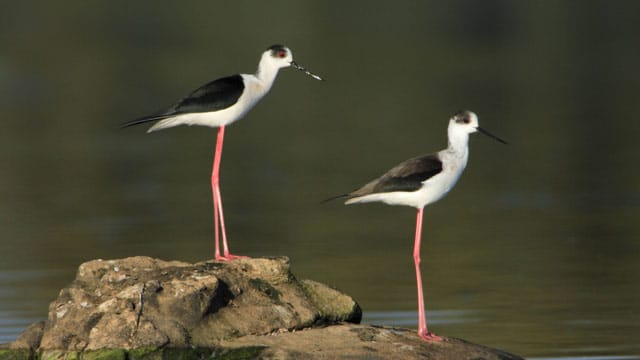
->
[261, 44, 324, 81]
[449, 110, 507, 144]
[263, 45, 294, 68]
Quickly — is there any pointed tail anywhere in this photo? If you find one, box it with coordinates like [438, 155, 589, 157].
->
[321, 193, 350, 204]
[120, 114, 172, 130]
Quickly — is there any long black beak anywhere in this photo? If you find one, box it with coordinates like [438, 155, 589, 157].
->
[290, 61, 324, 81]
[477, 127, 508, 144]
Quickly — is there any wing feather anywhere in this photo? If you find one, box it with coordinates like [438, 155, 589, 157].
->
[122, 74, 245, 128]
[350, 154, 443, 196]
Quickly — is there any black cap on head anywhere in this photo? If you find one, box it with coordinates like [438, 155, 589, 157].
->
[267, 44, 287, 56]
[453, 110, 474, 124]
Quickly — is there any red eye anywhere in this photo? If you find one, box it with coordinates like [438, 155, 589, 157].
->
[278, 50, 287, 58]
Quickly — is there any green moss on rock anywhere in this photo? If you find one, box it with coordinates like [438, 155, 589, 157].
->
[124, 347, 158, 360]
[248, 278, 281, 302]
[81, 349, 126, 360]
[0, 349, 34, 360]
[40, 350, 72, 360]
[216, 346, 266, 360]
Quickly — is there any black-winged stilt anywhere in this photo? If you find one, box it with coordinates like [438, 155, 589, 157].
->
[330, 110, 506, 341]
[123, 45, 323, 261]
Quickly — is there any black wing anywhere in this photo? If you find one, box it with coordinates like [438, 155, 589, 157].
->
[350, 153, 443, 196]
[122, 74, 245, 128]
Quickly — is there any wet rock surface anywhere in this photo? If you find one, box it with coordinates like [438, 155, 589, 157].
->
[0, 256, 522, 359]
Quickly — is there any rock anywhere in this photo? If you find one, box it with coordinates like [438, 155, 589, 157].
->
[221, 324, 523, 360]
[300, 279, 361, 324]
[5, 256, 360, 353]
[1, 256, 523, 359]
[7, 322, 44, 351]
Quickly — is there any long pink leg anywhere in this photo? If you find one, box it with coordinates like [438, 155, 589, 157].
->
[211, 127, 224, 260]
[213, 178, 221, 259]
[215, 185, 232, 257]
[211, 126, 247, 261]
[413, 208, 442, 341]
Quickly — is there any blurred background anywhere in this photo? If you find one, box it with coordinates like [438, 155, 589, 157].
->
[1, 1, 639, 358]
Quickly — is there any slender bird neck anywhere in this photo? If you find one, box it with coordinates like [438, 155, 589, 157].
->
[447, 126, 470, 156]
[255, 61, 281, 89]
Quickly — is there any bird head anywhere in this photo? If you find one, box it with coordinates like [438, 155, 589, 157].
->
[262, 44, 324, 80]
[450, 110, 507, 144]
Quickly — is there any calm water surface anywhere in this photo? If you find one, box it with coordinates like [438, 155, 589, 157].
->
[1, 1, 639, 358]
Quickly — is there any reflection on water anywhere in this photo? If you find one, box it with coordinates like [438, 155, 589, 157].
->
[363, 310, 640, 359]
[363, 310, 479, 326]
[0, 270, 62, 344]
[1, 1, 640, 359]
[0, 311, 41, 345]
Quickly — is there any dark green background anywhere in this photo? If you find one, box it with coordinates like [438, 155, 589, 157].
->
[1, 1, 639, 357]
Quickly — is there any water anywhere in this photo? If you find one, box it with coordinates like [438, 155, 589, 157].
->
[1, 1, 639, 358]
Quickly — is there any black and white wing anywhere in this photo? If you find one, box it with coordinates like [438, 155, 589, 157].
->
[122, 74, 245, 128]
[349, 153, 443, 197]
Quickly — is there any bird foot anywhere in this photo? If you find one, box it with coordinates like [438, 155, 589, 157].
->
[215, 254, 250, 262]
[418, 331, 443, 342]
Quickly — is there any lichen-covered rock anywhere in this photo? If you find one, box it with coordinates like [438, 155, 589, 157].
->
[23, 256, 361, 353]
[300, 279, 362, 324]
